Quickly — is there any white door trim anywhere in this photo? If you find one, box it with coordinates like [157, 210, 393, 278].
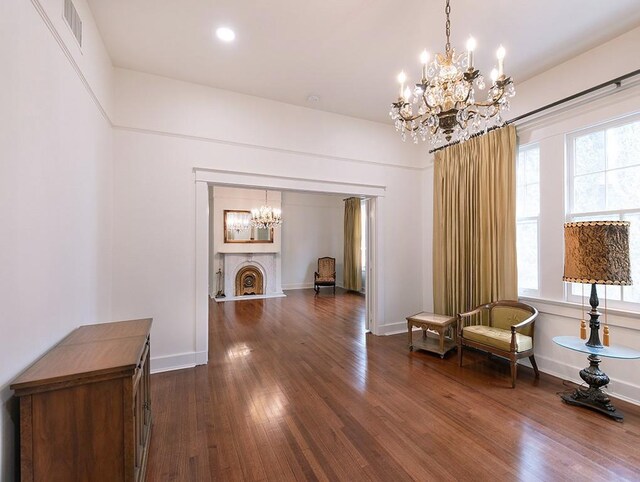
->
[194, 168, 386, 364]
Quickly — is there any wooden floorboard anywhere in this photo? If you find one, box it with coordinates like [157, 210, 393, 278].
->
[146, 289, 640, 481]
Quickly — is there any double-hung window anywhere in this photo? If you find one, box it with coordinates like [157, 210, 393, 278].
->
[566, 116, 640, 308]
[516, 144, 540, 296]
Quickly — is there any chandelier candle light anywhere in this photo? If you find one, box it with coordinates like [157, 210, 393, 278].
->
[251, 191, 282, 229]
[389, 0, 515, 147]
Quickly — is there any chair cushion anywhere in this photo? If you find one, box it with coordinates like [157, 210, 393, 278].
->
[462, 325, 533, 353]
[315, 276, 335, 283]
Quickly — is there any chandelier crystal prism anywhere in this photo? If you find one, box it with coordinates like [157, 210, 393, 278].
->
[389, 0, 515, 147]
[250, 191, 282, 229]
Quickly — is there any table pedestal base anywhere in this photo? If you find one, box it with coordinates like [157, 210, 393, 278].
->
[561, 388, 623, 421]
[560, 353, 623, 422]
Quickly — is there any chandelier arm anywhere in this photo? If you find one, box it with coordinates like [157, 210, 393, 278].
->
[397, 112, 423, 123]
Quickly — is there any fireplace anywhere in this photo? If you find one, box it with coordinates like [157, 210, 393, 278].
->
[235, 265, 264, 296]
[216, 253, 285, 301]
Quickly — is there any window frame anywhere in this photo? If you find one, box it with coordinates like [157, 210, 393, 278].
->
[565, 114, 640, 311]
[516, 142, 541, 298]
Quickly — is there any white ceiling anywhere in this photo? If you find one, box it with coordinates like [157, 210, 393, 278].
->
[86, 0, 640, 123]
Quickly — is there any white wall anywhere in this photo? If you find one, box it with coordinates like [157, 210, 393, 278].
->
[209, 187, 282, 296]
[0, 0, 113, 479]
[110, 67, 426, 369]
[281, 192, 344, 290]
[212, 187, 282, 255]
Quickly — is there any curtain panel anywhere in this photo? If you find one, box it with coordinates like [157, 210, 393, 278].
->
[433, 125, 518, 316]
[344, 197, 362, 291]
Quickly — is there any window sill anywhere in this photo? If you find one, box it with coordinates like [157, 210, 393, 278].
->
[519, 296, 640, 330]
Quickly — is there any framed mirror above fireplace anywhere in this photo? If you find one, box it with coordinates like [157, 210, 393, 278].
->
[224, 210, 274, 243]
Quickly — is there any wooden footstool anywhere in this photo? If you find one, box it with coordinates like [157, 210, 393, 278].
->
[406, 312, 457, 358]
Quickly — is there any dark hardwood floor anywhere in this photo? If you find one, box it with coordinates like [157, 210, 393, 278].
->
[146, 289, 640, 481]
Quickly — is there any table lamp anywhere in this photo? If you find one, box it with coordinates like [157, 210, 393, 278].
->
[563, 221, 632, 346]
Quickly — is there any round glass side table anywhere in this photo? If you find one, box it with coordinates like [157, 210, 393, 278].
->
[553, 335, 640, 421]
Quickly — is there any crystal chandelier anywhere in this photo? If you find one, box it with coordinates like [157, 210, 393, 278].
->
[251, 191, 282, 229]
[389, 0, 515, 147]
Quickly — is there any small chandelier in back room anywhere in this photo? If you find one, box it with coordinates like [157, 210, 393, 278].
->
[250, 190, 283, 229]
[389, 0, 515, 147]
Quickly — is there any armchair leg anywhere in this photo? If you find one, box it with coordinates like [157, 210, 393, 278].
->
[333, 284, 335, 294]
[510, 361, 517, 388]
[314, 284, 319, 294]
[458, 343, 463, 367]
[529, 355, 540, 378]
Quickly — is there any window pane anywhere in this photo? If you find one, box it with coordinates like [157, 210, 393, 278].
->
[607, 121, 640, 170]
[525, 148, 540, 182]
[571, 214, 619, 223]
[516, 153, 526, 187]
[516, 145, 540, 219]
[606, 165, 640, 211]
[571, 283, 621, 301]
[516, 187, 525, 219]
[568, 118, 640, 309]
[573, 172, 605, 213]
[517, 220, 538, 292]
[574, 131, 605, 175]
[524, 183, 540, 217]
[623, 212, 640, 303]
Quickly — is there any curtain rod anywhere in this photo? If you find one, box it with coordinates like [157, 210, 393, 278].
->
[428, 68, 640, 155]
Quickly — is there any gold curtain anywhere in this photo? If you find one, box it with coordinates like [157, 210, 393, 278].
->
[344, 197, 362, 291]
[433, 125, 518, 316]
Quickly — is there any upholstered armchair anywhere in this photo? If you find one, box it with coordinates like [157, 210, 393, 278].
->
[457, 300, 539, 388]
[314, 257, 336, 294]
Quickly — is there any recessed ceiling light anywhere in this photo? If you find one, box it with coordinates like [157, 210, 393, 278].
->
[216, 27, 235, 43]
[307, 94, 321, 103]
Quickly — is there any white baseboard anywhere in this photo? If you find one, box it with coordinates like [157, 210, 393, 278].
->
[282, 283, 345, 290]
[282, 283, 314, 290]
[151, 350, 208, 374]
[214, 292, 286, 302]
[377, 321, 408, 335]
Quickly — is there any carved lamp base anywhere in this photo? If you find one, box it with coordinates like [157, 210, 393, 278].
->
[560, 354, 623, 422]
[561, 389, 623, 422]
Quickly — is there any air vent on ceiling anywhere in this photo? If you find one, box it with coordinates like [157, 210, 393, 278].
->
[63, 0, 82, 47]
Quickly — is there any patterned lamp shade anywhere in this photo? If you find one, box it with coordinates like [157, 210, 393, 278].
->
[563, 221, 632, 285]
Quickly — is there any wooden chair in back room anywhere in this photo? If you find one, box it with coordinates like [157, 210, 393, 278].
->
[314, 257, 336, 294]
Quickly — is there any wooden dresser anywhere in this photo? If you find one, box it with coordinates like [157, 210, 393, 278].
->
[11, 318, 152, 482]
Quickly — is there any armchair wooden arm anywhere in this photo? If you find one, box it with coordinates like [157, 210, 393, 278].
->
[457, 304, 491, 319]
[509, 311, 538, 333]
[456, 304, 491, 337]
